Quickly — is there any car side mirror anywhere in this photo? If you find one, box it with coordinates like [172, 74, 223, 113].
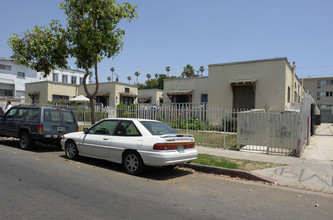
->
[83, 127, 89, 134]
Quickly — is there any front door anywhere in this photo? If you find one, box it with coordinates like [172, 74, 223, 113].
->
[80, 120, 118, 158]
[232, 85, 255, 109]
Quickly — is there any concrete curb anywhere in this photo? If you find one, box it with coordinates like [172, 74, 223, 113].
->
[179, 163, 278, 184]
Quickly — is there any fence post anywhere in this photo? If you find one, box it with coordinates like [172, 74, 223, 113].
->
[296, 138, 301, 157]
[266, 111, 270, 154]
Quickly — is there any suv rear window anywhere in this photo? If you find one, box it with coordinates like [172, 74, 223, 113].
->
[44, 109, 75, 123]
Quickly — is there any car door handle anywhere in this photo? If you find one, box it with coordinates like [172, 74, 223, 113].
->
[103, 138, 109, 140]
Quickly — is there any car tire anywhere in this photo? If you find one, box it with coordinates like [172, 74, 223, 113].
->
[65, 141, 79, 160]
[123, 151, 145, 175]
[20, 132, 34, 150]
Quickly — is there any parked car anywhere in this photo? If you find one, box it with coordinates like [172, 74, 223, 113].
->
[0, 105, 78, 150]
[61, 118, 198, 175]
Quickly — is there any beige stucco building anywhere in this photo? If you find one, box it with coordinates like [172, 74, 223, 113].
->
[302, 77, 333, 108]
[302, 76, 333, 122]
[207, 58, 304, 111]
[138, 89, 163, 105]
[25, 81, 138, 107]
[163, 77, 209, 105]
[78, 82, 138, 107]
[163, 58, 304, 112]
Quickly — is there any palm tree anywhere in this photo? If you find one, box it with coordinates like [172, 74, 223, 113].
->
[127, 76, 132, 84]
[166, 66, 170, 77]
[181, 64, 195, 78]
[154, 73, 159, 79]
[107, 76, 111, 82]
[146, 73, 151, 80]
[199, 66, 205, 76]
[134, 71, 140, 83]
[110, 67, 115, 81]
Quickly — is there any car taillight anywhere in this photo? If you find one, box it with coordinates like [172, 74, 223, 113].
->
[76, 126, 79, 132]
[38, 123, 43, 133]
[153, 142, 195, 150]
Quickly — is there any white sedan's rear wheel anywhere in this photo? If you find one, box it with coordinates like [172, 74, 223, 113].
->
[123, 151, 144, 175]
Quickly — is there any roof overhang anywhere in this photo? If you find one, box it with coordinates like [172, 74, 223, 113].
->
[166, 90, 193, 96]
[96, 92, 110, 96]
[138, 96, 152, 103]
[28, 92, 40, 98]
[119, 92, 137, 98]
[228, 79, 257, 86]
[28, 92, 40, 95]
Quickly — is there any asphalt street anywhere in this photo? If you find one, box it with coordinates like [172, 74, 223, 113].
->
[1, 139, 333, 220]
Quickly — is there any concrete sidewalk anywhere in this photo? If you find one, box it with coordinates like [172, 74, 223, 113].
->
[195, 123, 333, 193]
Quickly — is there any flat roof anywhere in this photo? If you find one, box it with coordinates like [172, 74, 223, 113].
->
[208, 57, 288, 67]
[302, 76, 333, 80]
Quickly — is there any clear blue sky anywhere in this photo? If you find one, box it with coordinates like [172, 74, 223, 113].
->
[1, 0, 333, 84]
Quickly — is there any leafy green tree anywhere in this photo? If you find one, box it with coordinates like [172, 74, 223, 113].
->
[127, 76, 132, 84]
[181, 64, 195, 77]
[157, 74, 167, 89]
[134, 71, 140, 83]
[8, 0, 137, 124]
[110, 67, 115, 81]
[107, 76, 111, 82]
[146, 73, 151, 80]
[154, 73, 159, 79]
[146, 78, 158, 89]
[199, 66, 205, 76]
[165, 66, 170, 76]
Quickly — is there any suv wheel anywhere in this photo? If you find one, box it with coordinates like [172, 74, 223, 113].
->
[20, 132, 34, 150]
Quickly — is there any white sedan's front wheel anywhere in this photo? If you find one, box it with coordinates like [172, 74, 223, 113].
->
[65, 141, 79, 160]
[123, 151, 144, 175]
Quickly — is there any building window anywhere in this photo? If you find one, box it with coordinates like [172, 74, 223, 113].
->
[121, 96, 133, 105]
[53, 73, 59, 82]
[287, 86, 290, 103]
[317, 92, 326, 97]
[17, 72, 25, 77]
[298, 84, 300, 94]
[294, 91, 298, 102]
[62, 75, 68, 83]
[0, 89, 13, 96]
[201, 94, 208, 103]
[125, 88, 130, 93]
[52, 95, 69, 101]
[71, 76, 77, 84]
[17, 72, 25, 78]
[79, 77, 84, 85]
[0, 64, 12, 70]
[317, 80, 332, 86]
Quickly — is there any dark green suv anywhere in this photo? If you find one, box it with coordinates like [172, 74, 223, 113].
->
[0, 105, 78, 150]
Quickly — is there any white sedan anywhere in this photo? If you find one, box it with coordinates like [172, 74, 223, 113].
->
[61, 118, 198, 175]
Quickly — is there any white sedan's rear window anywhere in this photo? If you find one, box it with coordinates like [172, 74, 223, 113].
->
[140, 121, 178, 135]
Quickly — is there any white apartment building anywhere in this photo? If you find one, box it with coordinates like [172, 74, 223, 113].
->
[0, 57, 88, 106]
